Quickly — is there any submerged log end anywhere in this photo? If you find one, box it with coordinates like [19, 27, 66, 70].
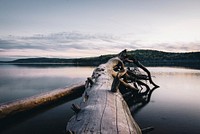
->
[71, 104, 81, 114]
[142, 126, 154, 134]
[66, 130, 75, 134]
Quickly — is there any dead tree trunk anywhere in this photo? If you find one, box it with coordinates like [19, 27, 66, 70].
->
[0, 83, 85, 119]
[67, 50, 159, 133]
[66, 56, 142, 133]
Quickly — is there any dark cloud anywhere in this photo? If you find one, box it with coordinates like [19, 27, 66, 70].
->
[0, 39, 21, 49]
[0, 39, 46, 50]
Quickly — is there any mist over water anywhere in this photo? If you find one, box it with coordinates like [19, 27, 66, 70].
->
[0, 65, 200, 134]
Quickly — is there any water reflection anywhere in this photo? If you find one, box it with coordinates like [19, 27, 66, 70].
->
[133, 67, 200, 134]
[127, 87, 158, 114]
[0, 65, 200, 134]
[0, 65, 92, 134]
[0, 65, 93, 103]
[0, 97, 81, 133]
[0, 65, 93, 78]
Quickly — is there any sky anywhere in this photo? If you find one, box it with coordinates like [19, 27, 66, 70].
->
[0, 0, 200, 61]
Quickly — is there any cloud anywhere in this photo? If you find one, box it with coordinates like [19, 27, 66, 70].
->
[0, 32, 200, 60]
[0, 32, 140, 51]
[151, 42, 200, 52]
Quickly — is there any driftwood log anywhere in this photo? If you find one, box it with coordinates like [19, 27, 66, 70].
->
[67, 50, 158, 134]
[0, 83, 85, 119]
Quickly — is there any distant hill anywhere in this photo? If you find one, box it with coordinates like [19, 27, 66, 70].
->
[127, 50, 200, 68]
[1, 49, 200, 68]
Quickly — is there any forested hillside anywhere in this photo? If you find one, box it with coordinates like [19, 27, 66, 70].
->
[3, 49, 200, 68]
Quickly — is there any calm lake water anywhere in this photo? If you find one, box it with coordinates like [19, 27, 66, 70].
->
[0, 65, 200, 134]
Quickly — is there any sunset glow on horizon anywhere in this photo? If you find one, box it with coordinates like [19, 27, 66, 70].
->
[0, 0, 200, 60]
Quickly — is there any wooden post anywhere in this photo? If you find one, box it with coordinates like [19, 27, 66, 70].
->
[66, 56, 142, 133]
